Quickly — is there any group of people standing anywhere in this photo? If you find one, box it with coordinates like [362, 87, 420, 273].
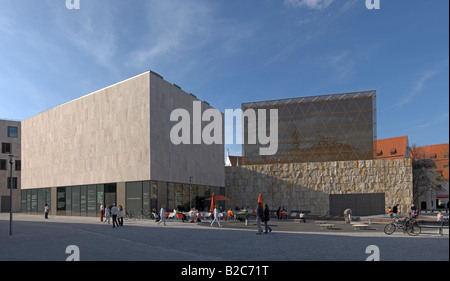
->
[156, 203, 274, 234]
[100, 203, 124, 228]
[387, 204, 420, 219]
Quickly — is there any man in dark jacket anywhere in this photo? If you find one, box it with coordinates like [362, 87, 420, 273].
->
[256, 202, 263, 234]
[393, 204, 399, 217]
[263, 204, 272, 234]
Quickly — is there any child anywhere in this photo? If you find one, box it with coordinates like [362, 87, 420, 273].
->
[437, 211, 443, 222]
[44, 203, 49, 219]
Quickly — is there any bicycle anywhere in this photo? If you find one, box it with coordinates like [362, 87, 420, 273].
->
[124, 209, 136, 220]
[384, 217, 421, 236]
[140, 209, 151, 220]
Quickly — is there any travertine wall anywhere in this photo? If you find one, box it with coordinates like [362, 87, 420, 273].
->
[225, 159, 413, 215]
[21, 71, 225, 190]
[22, 72, 151, 189]
[149, 74, 224, 187]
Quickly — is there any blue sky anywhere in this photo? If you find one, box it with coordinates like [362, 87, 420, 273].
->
[0, 0, 448, 156]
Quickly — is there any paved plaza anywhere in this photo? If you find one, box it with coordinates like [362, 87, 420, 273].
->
[0, 213, 448, 261]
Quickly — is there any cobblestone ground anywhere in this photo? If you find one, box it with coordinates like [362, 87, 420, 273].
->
[0, 214, 448, 261]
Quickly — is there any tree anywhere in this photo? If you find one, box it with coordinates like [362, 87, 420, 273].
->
[412, 159, 443, 204]
[409, 144, 444, 206]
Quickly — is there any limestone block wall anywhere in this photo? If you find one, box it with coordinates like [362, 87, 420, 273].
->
[225, 159, 413, 215]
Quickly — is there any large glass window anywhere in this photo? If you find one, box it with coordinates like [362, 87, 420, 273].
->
[21, 190, 27, 213]
[66, 186, 72, 216]
[104, 183, 116, 208]
[38, 189, 46, 215]
[26, 190, 31, 213]
[80, 186, 87, 216]
[126, 182, 143, 214]
[57, 187, 66, 216]
[96, 185, 104, 217]
[31, 189, 38, 213]
[87, 185, 97, 217]
[22, 188, 50, 214]
[72, 187, 81, 216]
[167, 182, 175, 211]
[143, 181, 150, 214]
[151, 181, 158, 212]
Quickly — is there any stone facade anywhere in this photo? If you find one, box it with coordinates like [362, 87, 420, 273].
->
[0, 120, 21, 212]
[21, 71, 224, 190]
[225, 159, 413, 215]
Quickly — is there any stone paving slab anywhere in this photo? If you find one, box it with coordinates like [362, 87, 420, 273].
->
[0, 214, 448, 261]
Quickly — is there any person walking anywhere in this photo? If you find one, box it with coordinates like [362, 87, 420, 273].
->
[111, 203, 119, 228]
[256, 202, 263, 234]
[100, 203, 105, 222]
[105, 205, 111, 224]
[158, 204, 166, 226]
[211, 205, 222, 227]
[44, 203, 49, 219]
[118, 205, 124, 227]
[344, 208, 352, 224]
[263, 204, 272, 234]
[393, 204, 399, 217]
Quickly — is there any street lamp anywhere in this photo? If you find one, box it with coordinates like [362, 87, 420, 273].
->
[189, 176, 192, 209]
[9, 155, 14, 236]
[189, 176, 192, 210]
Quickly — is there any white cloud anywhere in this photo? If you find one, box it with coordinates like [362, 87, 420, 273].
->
[128, 1, 214, 69]
[284, 0, 334, 9]
[127, 0, 257, 76]
[45, 0, 119, 71]
[406, 112, 449, 132]
[396, 69, 439, 109]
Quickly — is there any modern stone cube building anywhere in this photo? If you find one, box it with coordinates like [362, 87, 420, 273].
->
[21, 71, 224, 216]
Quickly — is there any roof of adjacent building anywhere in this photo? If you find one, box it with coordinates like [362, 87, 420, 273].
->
[375, 136, 409, 160]
[226, 155, 244, 166]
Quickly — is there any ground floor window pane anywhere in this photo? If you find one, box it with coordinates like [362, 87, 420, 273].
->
[87, 185, 97, 217]
[126, 182, 142, 214]
[72, 187, 80, 216]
